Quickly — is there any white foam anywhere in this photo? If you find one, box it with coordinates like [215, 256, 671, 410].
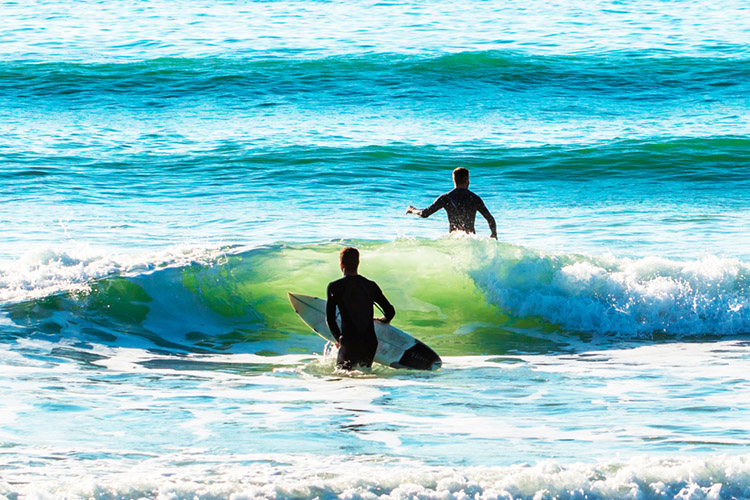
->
[4, 452, 750, 500]
[0, 243, 228, 303]
[474, 248, 750, 337]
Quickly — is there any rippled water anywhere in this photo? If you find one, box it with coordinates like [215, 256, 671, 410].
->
[2, 0, 750, 498]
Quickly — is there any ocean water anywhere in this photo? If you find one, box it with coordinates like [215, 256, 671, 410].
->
[2, 0, 750, 498]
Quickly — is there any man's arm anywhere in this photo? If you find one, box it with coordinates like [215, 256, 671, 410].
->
[406, 194, 446, 219]
[478, 200, 498, 239]
[326, 284, 342, 342]
[373, 285, 396, 324]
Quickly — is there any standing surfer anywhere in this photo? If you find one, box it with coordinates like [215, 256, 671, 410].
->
[326, 247, 395, 370]
[406, 167, 497, 239]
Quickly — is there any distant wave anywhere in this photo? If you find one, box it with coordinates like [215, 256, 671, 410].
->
[3, 137, 749, 184]
[1, 51, 748, 104]
[3, 240, 750, 355]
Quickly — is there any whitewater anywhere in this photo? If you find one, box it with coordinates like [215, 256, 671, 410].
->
[2, 0, 750, 498]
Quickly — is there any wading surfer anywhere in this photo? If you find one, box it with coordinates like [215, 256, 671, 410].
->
[326, 247, 395, 370]
[406, 167, 497, 239]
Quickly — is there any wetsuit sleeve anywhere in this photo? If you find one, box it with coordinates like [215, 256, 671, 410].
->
[477, 197, 497, 238]
[373, 284, 396, 323]
[326, 283, 341, 341]
[419, 194, 447, 219]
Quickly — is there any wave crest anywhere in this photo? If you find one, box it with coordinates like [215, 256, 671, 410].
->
[475, 247, 750, 337]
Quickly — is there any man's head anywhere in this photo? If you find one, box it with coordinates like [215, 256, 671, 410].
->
[339, 247, 359, 275]
[453, 167, 470, 188]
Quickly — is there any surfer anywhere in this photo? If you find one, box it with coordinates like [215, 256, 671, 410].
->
[406, 167, 498, 239]
[326, 247, 395, 370]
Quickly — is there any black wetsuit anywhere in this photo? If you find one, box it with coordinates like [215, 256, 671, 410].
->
[420, 188, 497, 235]
[326, 275, 395, 370]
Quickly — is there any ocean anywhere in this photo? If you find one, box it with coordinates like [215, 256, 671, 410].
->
[2, 0, 750, 498]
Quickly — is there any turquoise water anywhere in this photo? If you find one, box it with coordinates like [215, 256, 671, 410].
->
[2, 0, 750, 498]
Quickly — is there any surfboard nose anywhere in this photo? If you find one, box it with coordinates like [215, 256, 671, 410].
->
[288, 292, 302, 312]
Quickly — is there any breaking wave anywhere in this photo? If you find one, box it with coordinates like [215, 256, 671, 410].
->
[3, 453, 750, 500]
[2, 239, 749, 355]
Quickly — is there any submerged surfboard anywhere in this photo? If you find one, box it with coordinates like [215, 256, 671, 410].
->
[288, 293, 442, 371]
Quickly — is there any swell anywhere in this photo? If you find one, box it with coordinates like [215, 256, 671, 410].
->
[0, 51, 747, 104]
[3, 137, 750, 186]
[3, 240, 750, 357]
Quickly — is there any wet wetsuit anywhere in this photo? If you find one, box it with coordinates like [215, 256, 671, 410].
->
[419, 188, 497, 236]
[326, 275, 395, 370]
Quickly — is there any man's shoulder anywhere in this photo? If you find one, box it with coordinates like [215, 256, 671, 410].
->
[466, 189, 486, 203]
[356, 275, 381, 291]
[450, 187, 477, 196]
[327, 277, 347, 292]
[448, 187, 481, 200]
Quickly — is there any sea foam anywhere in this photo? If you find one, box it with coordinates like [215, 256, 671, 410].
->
[2, 453, 748, 500]
[473, 245, 750, 337]
[0, 243, 227, 304]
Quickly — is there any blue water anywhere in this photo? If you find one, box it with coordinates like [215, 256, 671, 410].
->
[2, 0, 750, 498]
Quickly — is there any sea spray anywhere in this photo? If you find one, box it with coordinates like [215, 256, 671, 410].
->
[473, 245, 750, 337]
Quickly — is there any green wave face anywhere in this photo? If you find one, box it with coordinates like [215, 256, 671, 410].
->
[176, 240, 565, 355]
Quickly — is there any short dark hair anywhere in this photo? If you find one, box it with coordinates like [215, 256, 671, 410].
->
[339, 247, 359, 273]
[453, 167, 469, 185]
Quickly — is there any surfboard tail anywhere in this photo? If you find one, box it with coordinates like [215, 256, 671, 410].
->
[392, 341, 442, 371]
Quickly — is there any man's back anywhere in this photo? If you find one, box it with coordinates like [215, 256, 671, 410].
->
[405, 167, 498, 239]
[421, 188, 493, 234]
[326, 247, 395, 370]
[327, 275, 382, 342]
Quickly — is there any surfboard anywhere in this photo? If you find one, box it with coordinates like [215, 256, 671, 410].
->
[288, 293, 442, 371]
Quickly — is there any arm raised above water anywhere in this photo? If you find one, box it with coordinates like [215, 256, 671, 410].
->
[406, 194, 447, 219]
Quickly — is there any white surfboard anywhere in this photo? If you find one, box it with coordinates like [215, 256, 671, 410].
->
[288, 293, 442, 371]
